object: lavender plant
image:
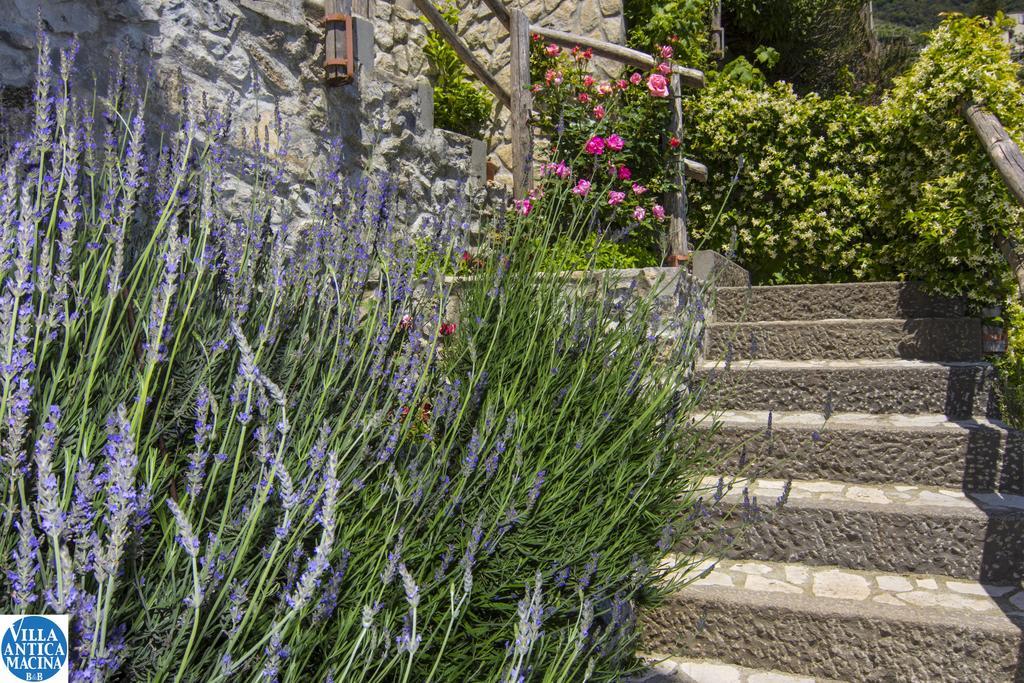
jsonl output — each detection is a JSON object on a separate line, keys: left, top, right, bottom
{"left": 0, "top": 36, "right": 723, "bottom": 682}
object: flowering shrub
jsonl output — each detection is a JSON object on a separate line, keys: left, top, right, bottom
{"left": 527, "top": 38, "right": 682, "bottom": 263}
{"left": 0, "top": 36, "right": 728, "bottom": 681}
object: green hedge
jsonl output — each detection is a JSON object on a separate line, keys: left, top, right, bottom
{"left": 688, "top": 13, "right": 1024, "bottom": 305}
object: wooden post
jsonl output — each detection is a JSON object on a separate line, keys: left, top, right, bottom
{"left": 510, "top": 8, "right": 533, "bottom": 200}
{"left": 710, "top": 1, "right": 724, "bottom": 59}
{"left": 666, "top": 72, "right": 689, "bottom": 266}
{"left": 963, "top": 102, "right": 1024, "bottom": 298}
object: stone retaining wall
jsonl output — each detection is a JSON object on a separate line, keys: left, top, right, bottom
{"left": 0, "top": 0, "right": 484, "bottom": 231}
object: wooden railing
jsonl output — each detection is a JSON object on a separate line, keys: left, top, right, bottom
{"left": 410, "top": 0, "right": 708, "bottom": 262}
{"left": 964, "top": 103, "right": 1024, "bottom": 297}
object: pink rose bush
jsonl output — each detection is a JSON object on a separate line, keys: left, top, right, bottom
{"left": 647, "top": 73, "right": 669, "bottom": 98}
{"left": 528, "top": 36, "right": 688, "bottom": 260}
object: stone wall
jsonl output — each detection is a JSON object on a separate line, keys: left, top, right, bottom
{"left": 0, "top": 0, "right": 485, "bottom": 231}
{"left": 0, "top": 0, "right": 626, "bottom": 218}
{"left": 364, "top": 0, "right": 626, "bottom": 186}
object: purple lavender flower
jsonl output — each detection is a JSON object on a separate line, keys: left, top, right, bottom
{"left": 96, "top": 405, "right": 140, "bottom": 583}
{"left": 34, "top": 405, "right": 63, "bottom": 535}
{"left": 166, "top": 500, "right": 199, "bottom": 558}
{"left": 9, "top": 506, "right": 39, "bottom": 607}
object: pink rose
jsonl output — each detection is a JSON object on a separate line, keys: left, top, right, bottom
{"left": 617, "top": 165, "right": 632, "bottom": 181}
{"left": 617, "top": 79, "right": 628, "bottom": 90}
{"left": 582, "top": 75, "right": 595, "bottom": 87}
{"left": 633, "top": 206, "right": 646, "bottom": 221}
{"left": 554, "top": 161, "right": 571, "bottom": 179}
{"left": 608, "top": 190, "right": 626, "bottom": 206}
{"left": 658, "top": 62, "right": 672, "bottom": 75}
{"left": 573, "top": 179, "right": 592, "bottom": 196}
{"left": 630, "top": 72, "right": 642, "bottom": 86}
{"left": 545, "top": 69, "right": 558, "bottom": 83}
{"left": 632, "top": 183, "right": 648, "bottom": 195}
{"left": 598, "top": 81, "right": 613, "bottom": 95}
{"left": 578, "top": 93, "right": 590, "bottom": 103}
{"left": 545, "top": 44, "right": 560, "bottom": 57}
{"left": 647, "top": 73, "right": 669, "bottom": 97}
{"left": 660, "top": 45, "right": 674, "bottom": 59}
{"left": 606, "top": 134, "right": 625, "bottom": 151}
{"left": 593, "top": 105, "right": 605, "bottom": 120}
{"left": 584, "top": 136, "right": 605, "bottom": 155}
{"left": 652, "top": 204, "right": 666, "bottom": 220}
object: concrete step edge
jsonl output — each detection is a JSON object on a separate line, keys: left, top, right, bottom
{"left": 667, "top": 557, "right": 1024, "bottom": 633}
{"left": 634, "top": 654, "right": 845, "bottom": 683}
{"left": 698, "top": 476, "right": 1024, "bottom": 518}
{"left": 697, "top": 409, "right": 1011, "bottom": 433}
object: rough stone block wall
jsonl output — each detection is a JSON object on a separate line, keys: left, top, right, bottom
{"left": 0, "top": 0, "right": 483, "bottom": 231}
{"left": 367, "top": 0, "right": 626, "bottom": 186}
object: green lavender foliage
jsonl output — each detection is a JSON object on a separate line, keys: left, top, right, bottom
{"left": 0, "top": 35, "right": 727, "bottom": 682}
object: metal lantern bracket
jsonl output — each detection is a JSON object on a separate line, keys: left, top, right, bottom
{"left": 325, "top": 8, "right": 355, "bottom": 84}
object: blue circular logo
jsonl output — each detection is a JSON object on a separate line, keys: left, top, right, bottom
{"left": 1, "top": 616, "right": 68, "bottom": 681}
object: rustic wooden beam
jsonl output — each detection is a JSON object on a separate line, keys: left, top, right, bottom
{"left": 667, "top": 72, "right": 689, "bottom": 263}
{"left": 684, "top": 159, "right": 708, "bottom": 183}
{"left": 411, "top": 0, "right": 511, "bottom": 109}
{"left": 480, "top": 0, "right": 510, "bottom": 29}
{"left": 963, "top": 102, "right": 1024, "bottom": 297}
{"left": 510, "top": 8, "right": 534, "bottom": 200}
{"left": 530, "top": 25, "right": 705, "bottom": 89}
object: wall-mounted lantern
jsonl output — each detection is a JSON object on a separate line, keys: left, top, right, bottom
{"left": 325, "top": 2, "right": 355, "bottom": 84}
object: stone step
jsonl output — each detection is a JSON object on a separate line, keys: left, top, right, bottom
{"left": 698, "top": 359, "right": 997, "bottom": 419}
{"left": 706, "top": 318, "right": 982, "bottom": 362}
{"left": 635, "top": 655, "right": 844, "bottom": 682}
{"left": 702, "top": 410, "right": 1022, "bottom": 494}
{"left": 642, "top": 558, "right": 1024, "bottom": 682}
{"left": 713, "top": 282, "right": 965, "bottom": 323}
{"left": 697, "top": 478, "right": 1024, "bottom": 583}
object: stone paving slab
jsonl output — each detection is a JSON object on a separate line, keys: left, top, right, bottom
{"left": 634, "top": 655, "right": 845, "bottom": 683}
{"left": 677, "top": 557, "right": 1024, "bottom": 620}
{"left": 702, "top": 476, "right": 1024, "bottom": 512}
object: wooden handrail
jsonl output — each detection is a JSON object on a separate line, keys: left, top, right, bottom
{"left": 530, "top": 25, "right": 706, "bottom": 89}
{"left": 481, "top": 0, "right": 511, "bottom": 29}
{"left": 412, "top": 0, "right": 512, "bottom": 109}
{"left": 963, "top": 102, "right": 1024, "bottom": 297}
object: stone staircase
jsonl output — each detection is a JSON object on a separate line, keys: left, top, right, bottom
{"left": 643, "top": 282, "right": 1024, "bottom": 682}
